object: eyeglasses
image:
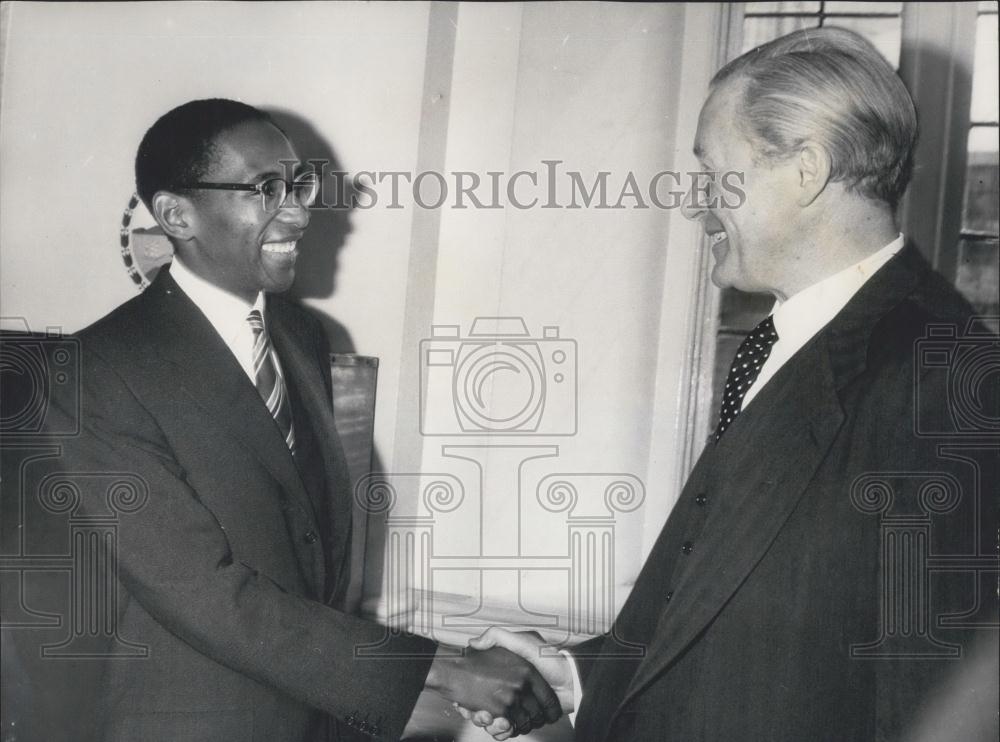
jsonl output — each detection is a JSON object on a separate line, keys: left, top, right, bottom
{"left": 178, "top": 172, "right": 320, "bottom": 212}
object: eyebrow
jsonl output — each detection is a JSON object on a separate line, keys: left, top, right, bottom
{"left": 242, "top": 161, "right": 317, "bottom": 183}
{"left": 246, "top": 169, "right": 284, "bottom": 183}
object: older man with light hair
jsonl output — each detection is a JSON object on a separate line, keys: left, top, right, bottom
{"left": 468, "top": 25, "right": 996, "bottom": 742}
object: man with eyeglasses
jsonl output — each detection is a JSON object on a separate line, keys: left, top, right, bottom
{"left": 42, "top": 98, "right": 560, "bottom": 742}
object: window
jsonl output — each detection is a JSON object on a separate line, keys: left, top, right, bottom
{"left": 957, "top": 0, "right": 1000, "bottom": 317}
{"left": 743, "top": 2, "right": 903, "bottom": 65}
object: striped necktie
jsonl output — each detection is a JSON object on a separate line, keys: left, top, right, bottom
{"left": 714, "top": 315, "right": 779, "bottom": 442}
{"left": 247, "top": 310, "right": 296, "bottom": 454}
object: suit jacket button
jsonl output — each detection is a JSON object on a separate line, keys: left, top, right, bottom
{"left": 695, "top": 493, "right": 707, "bottom": 506}
{"left": 665, "top": 590, "right": 674, "bottom": 602}
{"left": 681, "top": 541, "right": 694, "bottom": 555}
{"left": 304, "top": 530, "right": 318, "bottom": 544}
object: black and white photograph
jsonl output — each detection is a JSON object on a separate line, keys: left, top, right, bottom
{"left": 1, "top": 2, "right": 998, "bottom": 741}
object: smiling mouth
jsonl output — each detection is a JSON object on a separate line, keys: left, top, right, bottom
{"left": 262, "top": 240, "right": 298, "bottom": 254}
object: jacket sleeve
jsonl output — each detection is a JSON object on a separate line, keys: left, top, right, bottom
{"left": 867, "top": 314, "right": 999, "bottom": 738}
{"left": 48, "top": 345, "right": 436, "bottom": 741}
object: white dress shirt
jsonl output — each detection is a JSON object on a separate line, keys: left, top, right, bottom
{"left": 562, "top": 234, "right": 905, "bottom": 723}
{"left": 168, "top": 256, "right": 267, "bottom": 382}
{"left": 741, "top": 233, "right": 905, "bottom": 411}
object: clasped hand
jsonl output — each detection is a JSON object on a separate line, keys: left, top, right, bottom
{"left": 440, "top": 628, "right": 574, "bottom": 740}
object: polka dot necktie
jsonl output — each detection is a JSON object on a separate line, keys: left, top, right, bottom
{"left": 714, "top": 315, "right": 779, "bottom": 442}
{"left": 247, "top": 310, "right": 296, "bottom": 455}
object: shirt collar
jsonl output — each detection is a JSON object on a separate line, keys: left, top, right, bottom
{"left": 770, "top": 233, "right": 905, "bottom": 348}
{"left": 169, "top": 256, "right": 266, "bottom": 345}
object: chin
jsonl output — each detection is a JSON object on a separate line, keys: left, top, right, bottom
{"left": 710, "top": 264, "right": 734, "bottom": 290}
{"left": 263, "top": 274, "right": 296, "bottom": 295}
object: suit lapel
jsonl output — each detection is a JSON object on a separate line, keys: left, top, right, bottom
{"left": 614, "top": 247, "right": 927, "bottom": 716}
{"left": 141, "top": 271, "right": 317, "bottom": 525}
{"left": 618, "top": 336, "right": 844, "bottom": 710}
{"left": 268, "top": 303, "right": 354, "bottom": 593}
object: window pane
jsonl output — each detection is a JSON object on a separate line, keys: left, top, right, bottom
{"left": 963, "top": 127, "right": 1000, "bottom": 234}
{"left": 968, "top": 124, "right": 1000, "bottom": 154}
{"left": 971, "top": 14, "right": 999, "bottom": 123}
{"left": 955, "top": 238, "right": 1000, "bottom": 317}
{"left": 823, "top": 16, "right": 901, "bottom": 67}
{"left": 824, "top": 2, "right": 902, "bottom": 14}
{"left": 744, "top": 2, "right": 821, "bottom": 13}
{"left": 742, "top": 16, "right": 820, "bottom": 52}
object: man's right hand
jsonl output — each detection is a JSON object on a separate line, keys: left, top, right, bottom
{"left": 424, "top": 643, "right": 562, "bottom": 737}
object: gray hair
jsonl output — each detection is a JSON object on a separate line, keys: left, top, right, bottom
{"left": 712, "top": 26, "right": 917, "bottom": 208}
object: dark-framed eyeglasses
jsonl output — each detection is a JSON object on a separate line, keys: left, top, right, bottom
{"left": 178, "top": 172, "right": 321, "bottom": 212}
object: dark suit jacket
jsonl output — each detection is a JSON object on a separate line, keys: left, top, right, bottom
{"left": 44, "top": 269, "right": 437, "bottom": 742}
{"left": 571, "top": 247, "right": 997, "bottom": 741}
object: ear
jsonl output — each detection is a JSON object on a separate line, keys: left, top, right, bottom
{"left": 796, "top": 142, "right": 832, "bottom": 207}
{"left": 151, "top": 191, "right": 195, "bottom": 242}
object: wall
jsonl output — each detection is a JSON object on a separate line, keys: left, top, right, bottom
{"left": 378, "top": 2, "right": 719, "bottom": 641}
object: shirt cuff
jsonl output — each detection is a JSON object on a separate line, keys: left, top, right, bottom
{"left": 559, "top": 649, "right": 584, "bottom": 726}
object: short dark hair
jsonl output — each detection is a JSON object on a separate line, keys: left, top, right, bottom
{"left": 712, "top": 27, "right": 917, "bottom": 209}
{"left": 134, "top": 98, "right": 277, "bottom": 209}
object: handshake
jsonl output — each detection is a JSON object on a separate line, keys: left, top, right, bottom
{"left": 425, "top": 628, "right": 575, "bottom": 740}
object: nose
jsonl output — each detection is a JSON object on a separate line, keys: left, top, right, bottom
{"left": 276, "top": 196, "right": 310, "bottom": 231}
{"left": 681, "top": 185, "right": 708, "bottom": 223}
